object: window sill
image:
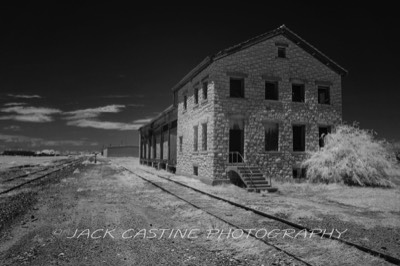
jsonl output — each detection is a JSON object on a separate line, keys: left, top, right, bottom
{"left": 193, "top": 104, "right": 199, "bottom": 110}
{"left": 318, "top": 103, "right": 331, "bottom": 106}
{"left": 291, "top": 151, "right": 307, "bottom": 154}
{"left": 182, "top": 109, "right": 187, "bottom": 114}
{"left": 265, "top": 99, "right": 280, "bottom": 103}
{"left": 199, "top": 151, "right": 208, "bottom": 155}
{"left": 263, "top": 151, "right": 282, "bottom": 154}
{"left": 201, "top": 99, "right": 208, "bottom": 105}
{"left": 227, "top": 96, "right": 247, "bottom": 100}
{"left": 291, "top": 101, "right": 306, "bottom": 104}
{"left": 275, "top": 56, "right": 289, "bottom": 60}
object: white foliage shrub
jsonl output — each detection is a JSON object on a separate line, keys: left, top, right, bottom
{"left": 302, "top": 124, "right": 399, "bottom": 187}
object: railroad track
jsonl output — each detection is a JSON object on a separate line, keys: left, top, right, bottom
{"left": 0, "top": 157, "right": 86, "bottom": 195}
{"left": 3, "top": 159, "right": 75, "bottom": 183}
{"left": 121, "top": 166, "right": 400, "bottom": 266}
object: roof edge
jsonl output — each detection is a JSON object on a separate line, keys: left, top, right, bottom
{"left": 170, "top": 24, "right": 348, "bottom": 93}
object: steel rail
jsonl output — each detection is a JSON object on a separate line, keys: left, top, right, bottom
{"left": 122, "top": 166, "right": 313, "bottom": 266}
{"left": 0, "top": 158, "right": 85, "bottom": 195}
{"left": 135, "top": 167, "right": 400, "bottom": 265}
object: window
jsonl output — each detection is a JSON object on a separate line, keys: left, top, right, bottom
{"left": 318, "top": 86, "right": 330, "bottom": 104}
{"left": 230, "top": 78, "right": 244, "bottom": 98}
{"left": 179, "top": 136, "right": 183, "bottom": 152}
{"left": 194, "top": 87, "right": 199, "bottom": 105}
{"left": 265, "top": 81, "right": 278, "bottom": 100}
{"left": 202, "top": 81, "right": 208, "bottom": 100}
{"left": 193, "top": 126, "right": 198, "bottom": 151}
{"left": 183, "top": 95, "right": 187, "bottom": 110}
{"left": 264, "top": 122, "right": 279, "bottom": 151}
{"left": 193, "top": 166, "right": 198, "bottom": 176}
{"left": 293, "top": 125, "right": 305, "bottom": 151}
{"left": 319, "top": 126, "right": 331, "bottom": 148}
{"left": 293, "top": 167, "right": 307, "bottom": 178}
{"left": 292, "top": 84, "right": 305, "bottom": 102}
{"left": 278, "top": 47, "right": 286, "bottom": 58}
{"left": 202, "top": 123, "right": 207, "bottom": 151}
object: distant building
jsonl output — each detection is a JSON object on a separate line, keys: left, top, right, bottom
{"left": 139, "top": 25, "right": 347, "bottom": 188}
{"left": 103, "top": 145, "right": 139, "bottom": 157}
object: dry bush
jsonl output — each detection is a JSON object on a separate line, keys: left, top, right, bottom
{"left": 302, "top": 123, "right": 399, "bottom": 187}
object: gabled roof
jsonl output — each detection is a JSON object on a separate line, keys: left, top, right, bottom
{"left": 172, "top": 25, "right": 348, "bottom": 92}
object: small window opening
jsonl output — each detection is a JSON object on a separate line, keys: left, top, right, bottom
{"left": 193, "top": 166, "right": 198, "bottom": 176}
{"left": 202, "top": 81, "right": 208, "bottom": 100}
{"left": 318, "top": 86, "right": 330, "bottom": 105}
{"left": 278, "top": 47, "right": 286, "bottom": 58}
{"left": 265, "top": 81, "right": 278, "bottom": 100}
{"left": 292, "top": 84, "right": 305, "bottom": 102}
{"left": 293, "top": 125, "right": 305, "bottom": 151}
{"left": 293, "top": 167, "right": 307, "bottom": 178}
{"left": 319, "top": 126, "right": 331, "bottom": 148}
{"left": 194, "top": 87, "right": 199, "bottom": 105}
{"left": 183, "top": 95, "right": 187, "bottom": 110}
{"left": 193, "top": 126, "right": 198, "bottom": 151}
{"left": 179, "top": 136, "right": 183, "bottom": 152}
{"left": 230, "top": 78, "right": 244, "bottom": 98}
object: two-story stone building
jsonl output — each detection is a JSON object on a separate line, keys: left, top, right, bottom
{"left": 139, "top": 25, "right": 347, "bottom": 189}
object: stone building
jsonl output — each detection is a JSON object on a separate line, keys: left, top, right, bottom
{"left": 139, "top": 25, "right": 347, "bottom": 188}
{"left": 103, "top": 145, "right": 139, "bottom": 157}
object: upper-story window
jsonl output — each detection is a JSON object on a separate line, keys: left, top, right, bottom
{"left": 194, "top": 87, "right": 199, "bottom": 105}
{"left": 293, "top": 125, "right": 306, "bottom": 152}
{"left": 265, "top": 81, "right": 279, "bottom": 100}
{"left": 230, "top": 78, "right": 244, "bottom": 98}
{"left": 318, "top": 86, "right": 330, "bottom": 105}
{"left": 278, "top": 47, "right": 286, "bottom": 58}
{"left": 193, "top": 125, "right": 198, "bottom": 152}
{"left": 179, "top": 136, "right": 183, "bottom": 152}
{"left": 202, "top": 123, "right": 207, "bottom": 151}
{"left": 183, "top": 95, "right": 187, "bottom": 110}
{"left": 202, "top": 81, "right": 208, "bottom": 100}
{"left": 292, "top": 84, "right": 305, "bottom": 102}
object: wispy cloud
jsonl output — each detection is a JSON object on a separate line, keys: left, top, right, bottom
{"left": 64, "top": 104, "right": 125, "bottom": 120}
{"left": 64, "top": 104, "right": 149, "bottom": 131}
{"left": 0, "top": 133, "right": 98, "bottom": 147}
{"left": 3, "top": 102, "right": 27, "bottom": 107}
{"left": 3, "top": 125, "right": 21, "bottom": 131}
{"left": 7, "top": 94, "right": 42, "bottom": 99}
{"left": 0, "top": 106, "right": 62, "bottom": 122}
{"left": 66, "top": 119, "right": 145, "bottom": 130}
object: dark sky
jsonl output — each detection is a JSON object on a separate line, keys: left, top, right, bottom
{"left": 0, "top": 3, "right": 399, "bottom": 152}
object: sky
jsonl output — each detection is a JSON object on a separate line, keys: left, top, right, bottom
{"left": 0, "top": 3, "right": 399, "bottom": 152}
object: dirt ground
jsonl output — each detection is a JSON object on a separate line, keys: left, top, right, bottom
{"left": 115, "top": 158, "right": 400, "bottom": 261}
{"left": 0, "top": 157, "right": 397, "bottom": 265}
{"left": 0, "top": 158, "right": 304, "bottom": 265}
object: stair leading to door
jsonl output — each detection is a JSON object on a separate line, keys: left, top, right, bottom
{"left": 226, "top": 165, "right": 272, "bottom": 192}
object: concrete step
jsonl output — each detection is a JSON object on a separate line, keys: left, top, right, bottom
{"left": 245, "top": 179, "right": 268, "bottom": 184}
{"left": 243, "top": 174, "right": 264, "bottom": 178}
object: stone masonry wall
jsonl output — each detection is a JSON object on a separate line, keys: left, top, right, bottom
{"left": 211, "top": 34, "right": 342, "bottom": 180}
{"left": 176, "top": 65, "right": 217, "bottom": 183}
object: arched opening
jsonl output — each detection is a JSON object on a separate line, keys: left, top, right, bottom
{"left": 227, "top": 170, "right": 246, "bottom": 188}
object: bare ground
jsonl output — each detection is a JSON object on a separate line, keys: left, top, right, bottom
{"left": 0, "top": 158, "right": 304, "bottom": 265}
{"left": 114, "top": 157, "right": 400, "bottom": 261}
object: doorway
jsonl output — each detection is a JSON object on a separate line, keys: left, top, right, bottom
{"left": 229, "top": 119, "right": 244, "bottom": 163}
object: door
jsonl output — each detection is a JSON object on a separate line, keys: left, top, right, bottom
{"left": 229, "top": 119, "right": 244, "bottom": 163}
